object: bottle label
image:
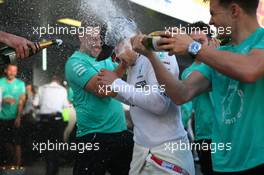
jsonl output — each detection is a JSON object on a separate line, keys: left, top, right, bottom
{"left": 152, "top": 36, "right": 161, "bottom": 51}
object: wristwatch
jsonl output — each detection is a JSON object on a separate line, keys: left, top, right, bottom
{"left": 188, "top": 41, "right": 202, "bottom": 56}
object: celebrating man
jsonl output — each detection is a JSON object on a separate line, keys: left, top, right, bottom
{"left": 132, "top": 0, "right": 264, "bottom": 174}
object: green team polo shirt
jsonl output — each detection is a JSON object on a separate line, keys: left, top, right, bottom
{"left": 194, "top": 27, "right": 264, "bottom": 172}
{"left": 182, "top": 62, "right": 213, "bottom": 140}
{"left": 0, "top": 78, "right": 25, "bottom": 120}
{"left": 180, "top": 101, "right": 193, "bottom": 129}
{"left": 65, "top": 51, "right": 127, "bottom": 137}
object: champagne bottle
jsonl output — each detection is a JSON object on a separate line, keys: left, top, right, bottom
{"left": 141, "top": 31, "right": 162, "bottom": 51}
{"left": 141, "top": 36, "right": 161, "bottom": 51}
{"left": 0, "top": 39, "right": 63, "bottom": 65}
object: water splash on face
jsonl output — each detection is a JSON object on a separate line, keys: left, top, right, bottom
{"left": 115, "top": 38, "right": 133, "bottom": 56}
{"left": 105, "top": 17, "right": 138, "bottom": 47}
{"left": 79, "top": 0, "right": 138, "bottom": 47}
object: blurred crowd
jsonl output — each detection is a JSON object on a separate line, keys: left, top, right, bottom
{"left": 0, "top": 64, "right": 77, "bottom": 174}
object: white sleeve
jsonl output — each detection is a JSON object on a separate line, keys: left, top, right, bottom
{"left": 111, "top": 72, "right": 170, "bottom": 115}
{"left": 162, "top": 53, "right": 179, "bottom": 78}
{"left": 112, "top": 54, "right": 179, "bottom": 115}
{"left": 115, "top": 93, "right": 131, "bottom": 106}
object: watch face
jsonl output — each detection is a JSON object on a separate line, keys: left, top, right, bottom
{"left": 192, "top": 43, "right": 199, "bottom": 52}
{"left": 189, "top": 41, "right": 201, "bottom": 55}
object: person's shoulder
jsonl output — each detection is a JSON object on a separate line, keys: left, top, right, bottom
{"left": 40, "top": 84, "right": 48, "bottom": 89}
{"left": 103, "top": 57, "right": 118, "bottom": 68}
{"left": 0, "top": 77, "right": 5, "bottom": 82}
{"left": 136, "top": 55, "right": 151, "bottom": 68}
{"left": 102, "top": 57, "right": 112, "bottom": 63}
{"left": 257, "top": 27, "right": 264, "bottom": 34}
{"left": 156, "top": 52, "right": 175, "bottom": 59}
{"left": 58, "top": 84, "right": 67, "bottom": 91}
{"left": 54, "top": 84, "right": 67, "bottom": 94}
{"left": 100, "top": 57, "right": 112, "bottom": 65}
{"left": 66, "top": 54, "right": 80, "bottom": 66}
{"left": 68, "top": 51, "right": 85, "bottom": 59}
{"left": 65, "top": 55, "right": 87, "bottom": 76}
{"left": 37, "top": 84, "right": 47, "bottom": 93}
{"left": 151, "top": 52, "right": 178, "bottom": 67}
{"left": 66, "top": 51, "right": 87, "bottom": 66}
{"left": 140, "top": 53, "right": 174, "bottom": 67}
{"left": 138, "top": 55, "right": 149, "bottom": 63}
{"left": 161, "top": 52, "right": 177, "bottom": 63}
{"left": 0, "top": 77, "right": 5, "bottom": 86}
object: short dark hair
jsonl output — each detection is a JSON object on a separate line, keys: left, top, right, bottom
{"left": 204, "top": 0, "right": 259, "bottom": 14}
{"left": 189, "top": 21, "right": 214, "bottom": 38}
{"left": 51, "top": 75, "right": 62, "bottom": 83}
{"left": 6, "top": 63, "right": 18, "bottom": 69}
{"left": 81, "top": 18, "right": 107, "bottom": 42}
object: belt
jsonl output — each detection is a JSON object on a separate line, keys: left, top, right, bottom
{"left": 39, "top": 112, "right": 62, "bottom": 121}
{"left": 148, "top": 154, "right": 189, "bottom": 175}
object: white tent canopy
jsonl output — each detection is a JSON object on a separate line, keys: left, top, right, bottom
{"left": 129, "top": 0, "right": 211, "bottom": 23}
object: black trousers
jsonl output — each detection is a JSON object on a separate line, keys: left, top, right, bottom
{"left": 214, "top": 164, "right": 264, "bottom": 175}
{"left": 196, "top": 139, "right": 213, "bottom": 175}
{"left": 36, "top": 113, "right": 64, "bottom": 175}
{"left": 0, "top": 119, "right": 20, "bottom": 144}
{"left": 73, "top": 130, "right": 134, "bottom": 175}
{"left": 21, "top": 113, "right": 37, "bottom": 164}
{"left": 0, "top": 119, "right": 20, "bottom": 165}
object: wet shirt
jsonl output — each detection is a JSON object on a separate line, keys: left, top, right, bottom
{"left": 65, "top": 51, "right": 127, "bottom": 137}
{"left": 180, "top": 101, "right": 193, "bottom": 129}
{"left": 194, "top": 28, "right": 264, "bottom": 172}
{"left": 111, "top": 53, "right": 186, "bottom": 148}
{"left": 0, "top": 78, "right": 25, "bottom": 120}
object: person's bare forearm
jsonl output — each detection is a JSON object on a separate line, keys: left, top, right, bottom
{"left": 197, "top": 46, "right": 264, "bottom": 83}
{"left": 17, "top": 95, "right": 25, "bottom": 118}
{"left": 147, "top": 53, "right": 191, "bottom": 105}
{"left": 17, "top": 103, "right": 23, "bottom": 118}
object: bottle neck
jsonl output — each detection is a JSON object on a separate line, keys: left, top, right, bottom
{"left": 39, "top": 40, "right": 55, "bottom": 49}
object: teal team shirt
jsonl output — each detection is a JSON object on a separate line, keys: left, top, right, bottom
{"left": 180, "top": 101, "right": 193, "bottom": 129}
{"left": 65, "top": 51, "right": 127, "bottom": 137}
{"left": 0, "top": 78, "right": 26, "bottom": 120}
{"left": 194, "top": 28, "right": 264, "bottom": 172}
{"left": 181, "top": 62, "right": 213, "bottom": 140}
